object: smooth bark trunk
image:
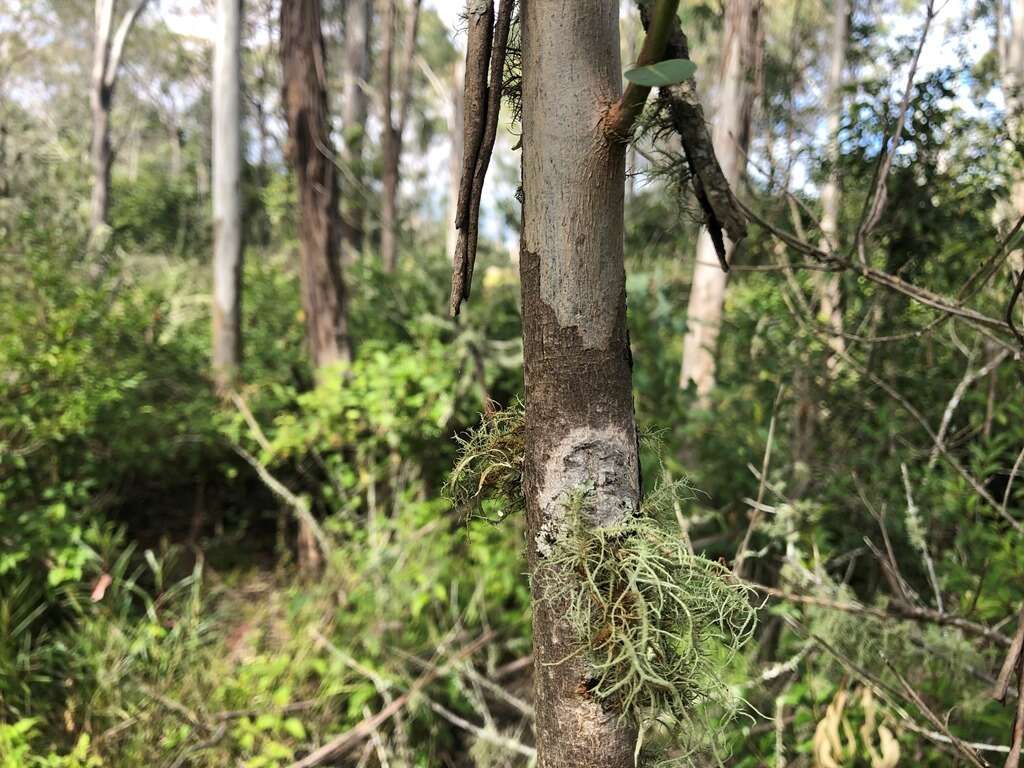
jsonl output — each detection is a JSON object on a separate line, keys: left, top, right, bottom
{"left": 520, "top": 1, "right": 639, "bottom": 764}
{"left": 340, "top": 0, "right": 372, "bottom": 264}
{"left": 679, "top": 0, "right": 761, "bottom": 399}
{"left": 379, "top": 0, "right": 421, "bottom": 272}
{"left": 996, "top": 1, "right": 1024, "bottom": 291}
{"left": 281, "top": 0, "right": 352, "bottom": 370}
{"left": 817, "top": 0, "right": 849, "bottom": 358}
{"left": 212, "top": 0, "right": 244, "bottom": 391}
{"left": 89, "top": 89, "right": 112, "bottom": 233}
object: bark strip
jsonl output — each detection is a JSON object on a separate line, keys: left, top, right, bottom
{"left": 638, "top": 0, "right": 747, "bottom": 261}
{"left": 449, "top": 0, "right": 514, "bottom": 317}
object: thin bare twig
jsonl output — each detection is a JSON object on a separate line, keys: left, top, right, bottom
{"left": 854, "top": 0, "right": 937, "bottom": 255}
{"left": 929, "top": 350, "right": 1010, "bottom": 469}
{"left": 885, "top": 658, "right": 987, "bottom": 768}
{"left": 421, "top": 694, "right": 536, "bottom": 758}
{"left": 287, "top": 631, "right": 496, "bottom": 768}
{"left": 752, "top": 583, "right": 1012, "bottom": 647}
{"left": 735, "top": 387, "right": 782, "bottom": 577}
{"left": 901, "top": 463, "right": 943, "bottom": 613}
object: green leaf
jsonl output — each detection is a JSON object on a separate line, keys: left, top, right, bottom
{"left": 624, "top": 59, "right": 697, "bottom": 87}
{"left": 282, "top": 717, "right": 306, "bottom": 740}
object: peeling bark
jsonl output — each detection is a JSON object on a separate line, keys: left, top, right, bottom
{"left": 281, "top": 0, "right": 351, "bottom": 370}
{"left": 520, "top": 1, "right": 639, "bottom": 764}
{"left": 450, "top": 0, "right": 513, "bottom": 316}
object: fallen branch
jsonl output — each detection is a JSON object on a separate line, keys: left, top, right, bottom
{"left": 231, "top": 443, "right": 330, "bottom": 558}
{"left": 421, "top": 694, "right": 536, "bottom": 758}
{"left": 288, "top": 630, "right": 496, "bottom": 768}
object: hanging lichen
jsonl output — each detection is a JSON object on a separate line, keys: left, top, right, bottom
{"left": 445, "top": 400, "right": 525, "bottom": 521}
{"left": 542, "top": 480, "right": 757, "bottom": 755}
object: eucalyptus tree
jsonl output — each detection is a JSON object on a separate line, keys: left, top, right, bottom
{"left": 89, "top": 0, "right": 150, "bottom": 235}
{"left": 818, "top": 0, "right": 850, "bottom": 353}
{"left": 449, "top": 0, "right": 747, "bottom": 762}
{"left": 280, "top": 0, "right": 351, "bottom": 370}
{"left": 679, "top": 0, "right": 762, "bottom": 399}
{"left": 340, "top": 0, "right": 372, "bottom": 263}
{"left": 379, "top": 0, "right": 422, "bottom": 272}
{"left": 212, "top": 0, "right": 243, "bottom": 391}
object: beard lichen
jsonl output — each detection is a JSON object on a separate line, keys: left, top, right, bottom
{"left": 541, "top": 480, "right": 757, "bottom": 756}
{"left": 445, "top": 400, "right": 525, "bottom": 521}
{"left": 448, "top": 409, "right": 757, "bottom": 761}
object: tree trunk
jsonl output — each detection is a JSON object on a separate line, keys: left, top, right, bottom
{"left": 89, "top": 0, "right": 149, "bottom": 236}
{"left": 817, "top": 0, "right": 849, "bottom": 358}
{"left": 446, "top": 57, "right": 465, "bottom": 262}
{"left": 281, "top": 0, "right": 352, "bottom": 370}
{"left": 520, "top": 1, "right": 639, "bottom": 764}
{"left": 1002, "top": 0, "right": 1024, "bottom": 269}
{"left": 90, "top": 0, "right": 116, "bottom": 235}
{"left": 212, "top": 0, "right": 244, "bottom": 392}
{"left": 89, "top": 85, "right": 113, "bottom": 234}
{"left": 340, "top": 0, "right": 372, "bottom": 264}
{"left": 379, "top": 0, "right": 421, "bottom": 272}
{"left": 679, "top": 0, "right": 761, "bottom": 399}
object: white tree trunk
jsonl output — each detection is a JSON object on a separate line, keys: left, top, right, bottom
{"left": 679, "top": 0, "right": 760, "bottom": 399}
{"left": 212, "top": 0, "right": 244, "bottom": 391}
{"left": 817, "top": 0, "right": 849, "bottom": 358}
{"left": 90, "top": 0, "right": 116, "bottom": 235}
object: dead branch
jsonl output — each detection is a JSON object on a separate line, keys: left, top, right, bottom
{"left": 450, "top": 0, "right": 514, "bottom": 316}
{"left": 752, "top": 583, "right": 1013, "bottom": 647}
{"left": 638, "top": 0, "right": 747, "bottom": 266}
{"left": 421, "top": 694, "right": 536, "bottom": 758}
{"left": 854, "top": 0, "right": 936, "bottom": 255}
{"left": 287, "top": 631, "right": 495, "bottom": 768}
{"left": 231, "top": 443, "right": 330, "bottom": 557}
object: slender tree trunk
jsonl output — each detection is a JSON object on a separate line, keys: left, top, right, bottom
{"left": 520, "top": 1, "right": 638, "bottom": 764}
{"left": 817, "top": 0, "right": 849, "bottom": 358}
{"left": 446, "top": 57, "right": 465, "bottom": 262}
{"left": 212, "top": 0, "right": 244, "bottom": 392}
{"left": 281, "top": 0, "right": 352, "bottom": 370}
{"left": 340, "top": 0, "right": 372, "bottom": 264}
{"left": 90, "top": 0, "right": 115, "bottom": 234}
{"left": 1002, "top": 1, "right": 1024, "bottom": 241}
{"left": 679, "top": 0, "right": 761, "bottom": 399}
{"left": 168, "top": 121, "right": 184, "bottom": 178}
{"left": 89, "top": 89, "right": 113, "bottom": 233}
{"left": 89, "top": 0, "right": 148, "bottom": 236}
{"left": 379, "top": 0, "right": 421, "bottom": 272}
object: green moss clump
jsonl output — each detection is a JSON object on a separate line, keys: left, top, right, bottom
{"left": 544, "top": 483, "right": 756, "bottom": 729}
{"left": 445, "top": 401, "right": 526, "bottom": 520}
